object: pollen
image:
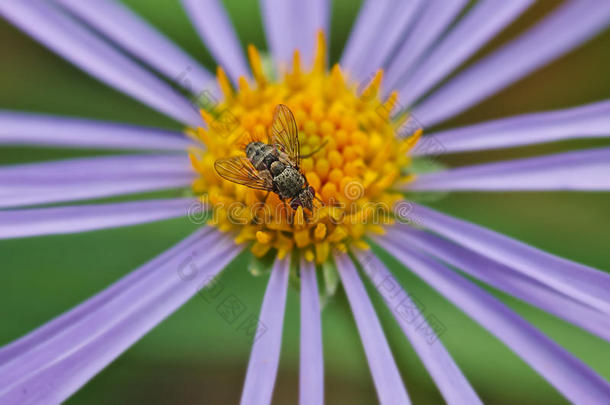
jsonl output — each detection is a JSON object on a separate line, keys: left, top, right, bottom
{"left": 189, "top": 31, "right": 420, "bottom": 264}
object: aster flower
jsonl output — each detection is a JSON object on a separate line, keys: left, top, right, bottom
{"left": 1, "top": 1, "right": 610, "bottom": 404}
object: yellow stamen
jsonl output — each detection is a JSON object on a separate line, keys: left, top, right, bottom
{"left": 287, "top": 50, "right": 302, "bottom": 89}
{"left": 247, "top": 44, "right": 266, "bottom": 87}
{"left": 361, "top": 69, "right": 383, "bottom": 101}
{"left": 313, "top": 30, "right": 326, "bottom": 73}
{"left": 252, "top": 242, "right": 271, "bottom": 257}
{"left": 304, "top": 249, "right": 315, "bottom": 262}
{"left": 315, "top": 242, "right": 330, "bottom": 264}
{"left": 330, "top": 64, "right": 344, "bottom": 88}
{"left": 200, "top": 110, "right": 214, "bottom": 127}
{"left": 379, "top": 91, "right": 399, "bottom": 119}
{"left": 216, "top": 67, "right": 233, "bottom": 102}
{"left": 256, "top": 230, "right": 273, "bottom": 244}
{"left": 292, "top": 50, "right": 301, "bottom": 75}
{"left": 314, "top": 223, "right": 327, "bottom": 241}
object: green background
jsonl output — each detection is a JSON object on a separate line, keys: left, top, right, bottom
{"left": 1, "top": 0, "right": 610, "bottom": 404}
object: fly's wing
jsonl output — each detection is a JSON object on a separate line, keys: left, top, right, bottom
{"left": 270, "top": 104, "right": 300, "bottom": 166}
{"left": 214, "top": 156, "right": 273, "bottom": 191}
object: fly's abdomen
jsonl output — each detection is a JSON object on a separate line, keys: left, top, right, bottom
{"left": 273, "top": 166, "right": 305, "bottom": 199}
{"left": 246, "top": 142, "right": 277, "bottom": 171}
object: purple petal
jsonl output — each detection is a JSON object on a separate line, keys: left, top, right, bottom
{"left": 353, "top": 250, "right": 482, "bottom": 405}
{"left": 340, "top": 0, "right": 392, "bottom": 79}
{"left": 335, "top": 253, "right": 411, "bottom": 405}
{"left": 0, "top": 228, "right": 204, "bottom": 364}
{"left": 299, "top": 259, "right": 324, "bottom": 405}
{"left": 0, "top": 0, "right": 203, "bottom": 127}
{"left": 260, "top": 0, "right": 295, "bottom": 68}
{"left": 353, "top": 0, "right": 423, "bottom": 83}
{"left": 286, "top": 0, "right": 330, "bottom": 67}
{"left": 1, "top": 176, "right": 192, "bottom": 209}
{"left": 260, "top": 0, "right": 329, "bottom": 69}
{"left": 384, "top": 0, "right": 468, "bottom": 93}
{"left": 375, "top": 236, "right": 610, "bottom": 405}
{"left": 0, "top": 154, "right": 190, "bottom": 179}
{"left": 399, "top": 0, "right": 534, "bottom": 107}
{"left": 400, "top": 203, "right": 610, "bottom": 315}
{"left": 0, "top": 228, "right": 241, "bottom": 404}
{"left": 391, "top": 226, "right": 610, "bottom": 342}
{"left": 54, "top": 0, "right": 215, "bottom": 94}
{"left": 414, "top": 0, "right": 610, "bottom": 126}
{"left": 413, "top": 100, "right": 610, "bottom": 155}
{"left": 181, "top": 0, "right": 249, "bottom": 83}
{"left": 0, "top": 110, "right": 193, "bottom": 151}
{"left": 0, "top": 198, "right": 204, "bottom": 239}
{"left": 0, "top": 155, "right": 194, "bottom": 208}
{"left": 408, "top": 147, "right": 610, "bottom": 191}
{"left": 240, "top": 256, "right": 290, "bottom": 405}
{"left": 0, "top": 154, "right": 191, "bottom": 187}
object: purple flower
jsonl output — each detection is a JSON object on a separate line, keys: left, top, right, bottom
{"left": 1, "top": 1, "right": 610, "bottom": 404}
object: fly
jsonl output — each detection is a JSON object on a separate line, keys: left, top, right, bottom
{"left": 214, "top": 104, "right": 324, "bottom": 213}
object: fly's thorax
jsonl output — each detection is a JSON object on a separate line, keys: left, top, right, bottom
{"left": 273, "top": 166, "right": 305, "bottom": 199}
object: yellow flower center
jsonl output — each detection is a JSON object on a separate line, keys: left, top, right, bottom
{"left": 188, "top": 32, "right": 421, "bottom": 264}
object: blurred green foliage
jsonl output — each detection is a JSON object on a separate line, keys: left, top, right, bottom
{"left": 0, "top": 1, "right": 609, "bottom": 404}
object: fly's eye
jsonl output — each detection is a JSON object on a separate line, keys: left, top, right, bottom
{"left": 308, "top": 186, "right": 315, "bottom": 195}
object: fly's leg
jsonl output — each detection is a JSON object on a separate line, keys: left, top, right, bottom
{"left": 300, "top": 139, "right": 328, "bottom": 159}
